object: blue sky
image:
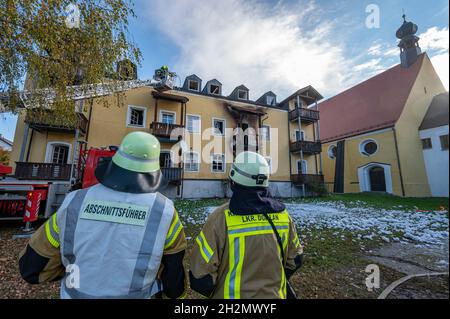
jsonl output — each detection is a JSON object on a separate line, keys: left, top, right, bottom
{"left": 1, "top": 0, "right": 448, "bottom": 142}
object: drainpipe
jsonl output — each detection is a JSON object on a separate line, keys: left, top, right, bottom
{"left": 287, "top": 111, "right": 293, "bottom": 197}
{"left": 392, "top": 127, "right": 406, "bottom": 197}
{"left": 19, "top": 124, "right": 29, "bottom": 162}
{"left": 296, "top": 95, "right": 305, "bottom": 197}
{"left": 25, "top": 129, "right": 34, "bottom": 162}
{"left": 315, "top": 99, "right": 323, "bottom": 175}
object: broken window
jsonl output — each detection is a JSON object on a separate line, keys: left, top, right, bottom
{"left": 209, "top": 84, "right": 220, "bottom": 95}
{"left": 128, "top": 106, "right": 146, "bottom": 127}
{"left": 213, "top": 119, "right": 225, "bottom": 135}
{"left": 188, "top": 80, "right": 200, "bottom": 91}
{"left": 237, "top": 89, "right": 248, "bottom": 100}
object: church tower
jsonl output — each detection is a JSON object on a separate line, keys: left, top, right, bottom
{"left": 396, "top": 14, "right": 422, "bottom": 68}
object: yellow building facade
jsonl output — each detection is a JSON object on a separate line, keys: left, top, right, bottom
{"left": 9, "top": 79, "right": 324, "bottom": 199}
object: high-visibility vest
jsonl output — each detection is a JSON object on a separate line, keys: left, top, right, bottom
{"left": 223, "top": 209, "right": 290, "bottom": 299}
{"left": 55, "top": 184, "right": 174, "bottom": 299}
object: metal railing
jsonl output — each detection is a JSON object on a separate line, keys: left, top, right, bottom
{"left": 15, "top": 162, "right": 72, "bottom": 180}
{"left": 161, "top": 167, "right": 182, "bottom": 185}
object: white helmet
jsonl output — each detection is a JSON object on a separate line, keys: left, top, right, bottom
{"left": 229, "top": 151, "right": 270, "bottom": 187}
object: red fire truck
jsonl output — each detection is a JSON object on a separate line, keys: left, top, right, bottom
{"left": 0, "top": 147, "right": 116, "bottom": 228}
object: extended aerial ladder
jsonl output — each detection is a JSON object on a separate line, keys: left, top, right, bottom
{"left": 0, "top": 66, "right": 179, "bottom": 231}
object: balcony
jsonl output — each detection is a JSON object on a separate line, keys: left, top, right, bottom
{"left": 289, "top": 108, "right": 320, "bottom": 123}
{"left": 150, "top": 122, "right": 184, "bottom": 142}
{"left": 290, "top": 140, "right": 322, "bottom": 154}
{"left": 15, "top": 162, "right": 72, "bottom": 181}
{"left": 161, "top": 167, "right": 183, "bottom": 186}
{"left": 25, "top": 110, "right": 88, "bottom": 134}
{"left": 291, "top": 174, "right": 324, "bottom": 186}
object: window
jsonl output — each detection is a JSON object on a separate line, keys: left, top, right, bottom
{"left": 421, "top": 138, "right": 433, "bottom": 150}
{"left": 127, "top": 105, "right": 146, "bottom": 127}
{"left": 328, "top": 145, "right": 337, "bottom": 159}
{"left": 261, "top": 125, "right": 270, "bottom": 141}
{"left": 440, "top": 135, "right": 449, "bottom": 150}
{"left": 295, "top": 130, "right": 305, "bottom": 141}
{"left": 360, "top": 139, "right": 378, "bottom": 156}
{"left": 237, "top": 90, "right": 248, "bottom": 100}
{"left": 184, "top": 152, "right": 199, "bottom": 172}
{"left": 188, "top": 80, "right": 200, "bottom": 91}
{"left": 213, "top": 118, "right": 225, "bottom": 136}
{"left": 187, "top": 114, "right": 201, "bottom": 134}
{"left": 297, "top": 160, "right": 307, "bottom": 174}
{"left": 161, "top": 111, "right": 175, "bottom": 124}
{"left": 209, "top": 84, "right": 220, "bottom": 95}
{"left": 211, "top": 154, "right": 225, "bottom": 173}
{"left": 52, "top": 145, "right": 69, "bottom": 164}
{"left": 266, "top": 95, "right": 275, "bottom": 106}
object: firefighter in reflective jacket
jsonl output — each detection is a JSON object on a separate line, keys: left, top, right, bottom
{"left": 189, "top": 151, "right": 304, "bottom": 299}
{"left": 19, "top": 132, "right": 187, "bottom": 299}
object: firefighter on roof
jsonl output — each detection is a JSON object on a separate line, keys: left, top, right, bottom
{"left": 18, "top": 132, "right": 187, "bottom": 299}
{"left": 189, "top": 151, "right": 304, "bottom": 299}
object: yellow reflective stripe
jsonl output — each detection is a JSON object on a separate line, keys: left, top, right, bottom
{"left": 196, "top": 231, "right": 214, "bottom": 263}
{"left": 167, "top": 213, "right": 180, "bottom": 238}
{"left": 52, "top": 214, "right": 59, "bottom": 234}
{"left": 165, "top": 215, "right": 183, "bottom": 249}
{"left": 224, "top": 235, "right": 245, "bottom": 299}
{"left": 45, "top": 220, "right": 59, "bottom": 248}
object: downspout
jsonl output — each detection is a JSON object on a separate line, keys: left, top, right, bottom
{"left": 19, "top": 124, "right": 29, "bottom": 162}
{"left": 180, "top": 102, "right": 186, "bottom": 199}
{"left": 25, "top": 129, "right": 34, "bottom": 162}
{"left": 287, "top": 112, "right": 293, "bottom": 197}
{"left": 392, "top": 127, "right": 406, "bottom": 197}
{"left": 85, "top": 101, "right": 93, "bottom": 143}
{"left": 315, "top": 99, "right": 323, "bottom": 174}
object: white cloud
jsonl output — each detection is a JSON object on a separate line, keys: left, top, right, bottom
{"left": 418, "top": 27, "right": 449, "bottom": 90}
{"left": 144, "top": 1, "right": 449, "bottom": 99}
{"left": 431, "top": 53, "right": 449, "bottom": 90}
{"left": 353, "top": 58, "right": 383, "bottom": 72}
{"left": 145, "top": 0, "right": 352, "bottom": 99}
{"left": 419, "top": 27, "right": 449, "bottom": 54}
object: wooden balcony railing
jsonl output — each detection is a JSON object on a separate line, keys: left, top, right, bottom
{"left": 290, "top": 140, "right": 322, "bottom": 154}
{"left": 25, "top": 110, "right": 88, "bottom": 134}
{"left": 291, "top": 174, "right": 324, "bottom": 186}
{"left": 150, "top": 122, "right": 184, "bottom": 140}
{"left": 15, "top": 162, "right": 72, "bottom": 181}
{"left": 161, "top": 167, "right": 182, "bottom": 185}
{"left": 289, "top": 108, "right": 320, "bottom": 122}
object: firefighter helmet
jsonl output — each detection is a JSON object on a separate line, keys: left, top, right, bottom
{"left": 229, "top": 151, "right": 270, "bottom": 187}
{"left": 95, "top": 132, "right": 166, "bottom": 193}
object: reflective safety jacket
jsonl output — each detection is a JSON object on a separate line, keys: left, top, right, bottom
{"left": 189, "top": 203, "right": 303, "bottom": 299}
{"left": 19, "top": 184, "right": 187, "bottom": 299}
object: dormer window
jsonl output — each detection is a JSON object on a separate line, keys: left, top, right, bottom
{"left": 209, "top": 84, "right": 220, "bottom": 95}
{"left": 188, "top": 80, "right": 200, "bottom": 91}
{"left": 238, "top": 89, "right": 248, "bottom": 100}
{"left": 266, "top": 95, "right": 275, "bottom": 106}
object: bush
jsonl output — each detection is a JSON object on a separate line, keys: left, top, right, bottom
{"left": 0, "top": 149, "right": 10, "bottom": 166}
{"left": 308, "top": 181, "right": 328, "bottom": 197}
